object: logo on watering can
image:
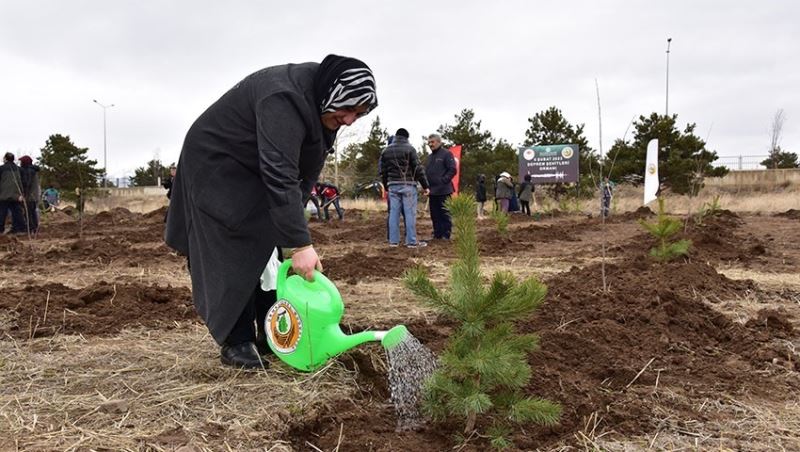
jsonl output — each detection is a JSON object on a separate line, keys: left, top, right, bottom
{"left": 266, "top": 300, "right": 302, "bottom": 353}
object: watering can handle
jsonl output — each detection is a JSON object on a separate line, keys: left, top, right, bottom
{"left": 277, "top": 259, "right": 325, "bottom": 286}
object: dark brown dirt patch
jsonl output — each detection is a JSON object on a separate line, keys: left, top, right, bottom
{"left": 776, "top": 209, "right": 800, "bottom": 220}
{"left": 324, "top": 251, "right": 417, "bottom": 284}
{"left": 289, "top": 247, "right": 798, "bottom": 450}
{"left": 0, "top": 282, "right": 195, "bottom": 339}
{"left": 745, "top": 308, "right": 795, "bottom": 337}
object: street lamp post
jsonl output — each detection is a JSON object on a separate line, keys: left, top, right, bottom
{"left": 665, "top": 37, "right": 672, "bottom": 117}
{"left": 93, "top": 99, "right": 115, "bottom": 187}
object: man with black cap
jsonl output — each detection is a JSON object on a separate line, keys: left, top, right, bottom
{"left": 380, "top": 128, "right": 429, "bottom": 248}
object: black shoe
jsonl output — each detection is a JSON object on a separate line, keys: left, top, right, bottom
{"left": 220, "top": 342, "right": 268, "bottom": 369}
{"left": 255, "top": 333, "right": 273, "bottom": 356}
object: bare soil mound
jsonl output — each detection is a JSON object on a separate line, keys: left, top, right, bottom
{"left": 4, "top": 235, "right": 176, "bottom": 267}
{"left": 143, "top": 205, "right": 169, "bottom": 222}
{"left": 324, "top": 251, "right": 416, "bottom": 284}
{"left": 613, "top": 211, "right": 768, "bottom": 266}
{"left": 612, "top": 205, "right": 655, "bottom": 222}
{"left": 288, "top": 244, "right": 797, "bottom": 450}
{"left": 683, "top": 213, "right": 768, "bottom": 264}
{"left": 87, "top": 207, "right": 142, "bottom": 225}
{"left": 776, "top": 209, "right": 800, "bottom": 220}
{"left": 0, "top": 282, "right": 195, "bottom": 339}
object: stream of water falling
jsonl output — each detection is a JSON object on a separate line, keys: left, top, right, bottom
{"left": 386, "top": 332, "right": 437, "bottom": 431}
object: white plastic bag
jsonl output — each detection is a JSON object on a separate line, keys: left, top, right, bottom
{"left": 259, "top": 248, "right": 281, "bottom": 292}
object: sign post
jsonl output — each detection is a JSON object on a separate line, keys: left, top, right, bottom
{"left": 518, "top": 144, "right": 580, "bottom": 184}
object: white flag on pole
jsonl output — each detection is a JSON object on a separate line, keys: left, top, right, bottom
{"left": 643, "top": 138, "right": 659, "bottom": 205}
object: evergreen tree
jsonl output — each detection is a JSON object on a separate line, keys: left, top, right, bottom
{"left": 38, "top": 134, "right": 103, "bottom": 200}
{"left": 437, "top": 109, "right": 514, "bottom": 192}
{"left": 761, "top": 148, "right": 799, "bottom": 169}
{"left": 639, "top": 198, "right": 691, "bottom": 261}
{"left": 130, "top": 159, "right": 172, "bottom": 186}
{"left": 607, "top": 113, "right": 727, "bottom": 195}
{"left": 404, "top": 195, "right": 560, "bottom": 448}
{"left": 523, "top": 106, "right": 600, "bottom": 197}
{"left": 339, "top": 116, "right": 388, "bottom": 185}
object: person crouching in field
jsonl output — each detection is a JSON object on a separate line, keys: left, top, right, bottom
{"left": 42, "top": 186, "right": 60, "bottom": 212}
{"left": 165, "top": 55, "right": 378, "bottom": 369}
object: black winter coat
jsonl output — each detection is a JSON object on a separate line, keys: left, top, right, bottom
{"left": 0, "top": 162, "right": 22, "bottom": 201}
{"left": 379, "top": 136, "right": 428, "bottom": 190}
{"left": 425, "top": 147, "right": 457, "bottom": 196}
{"left": 165, "top": 63, "right": 334, "bottom": 344}
{"left": 475, "top": 180, "right": 487, "bottom": 202}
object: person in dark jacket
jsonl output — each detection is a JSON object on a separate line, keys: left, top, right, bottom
{"left": 475, "top": 174, "right": 487, "bottom": 219}
{"left": 518, "top": 174, "right": 533, "bottom": 216}
{"left": 165, "top": 55, "right": 378, "bottom": 369}
{"left": 380, "top": 128, "right": 429, "bottom": 247}
{"left": 162, "top": 165, "right": 176, "bottom": 199}
{"left": 0, "top": 152, "right": 26, "bottom": 234}
{"left": 424, "top": 133, "right": 456, "bottom": 239}
{"left": 18, "top": 155, "right": 40, "bottom": 233}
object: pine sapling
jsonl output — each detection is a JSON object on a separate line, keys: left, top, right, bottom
{"left": 639, "top": 197, "right": 691, "bottom": 262}
{"left": 489, "top": 208, "right": 509, "bottom": 237}
{"left": 404, "top": 195, "right": 560, "bottom": 449}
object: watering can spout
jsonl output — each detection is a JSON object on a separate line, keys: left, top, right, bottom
{"left": 329, "top": 328, "right": 382, "bottom": 356}
{"left": 328, "top": 324, "right": 408, "bottom": 356}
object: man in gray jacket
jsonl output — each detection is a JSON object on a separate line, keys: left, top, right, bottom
{"left": 0, "top": 153, "right": 25, "bottom": 234}
{"left": 380, "top": 128, "right": 429, "bottom": 247}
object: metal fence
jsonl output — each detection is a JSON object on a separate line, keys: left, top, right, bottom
{"left": 712, "top": 155, "right": 769, "bottom": 171}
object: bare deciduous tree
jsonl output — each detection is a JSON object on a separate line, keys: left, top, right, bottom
{"left": 768, "top": 109, "right": 786, "bottom": 168}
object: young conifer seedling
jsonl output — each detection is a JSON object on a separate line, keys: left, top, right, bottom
{"left": 404, "top": 195, "right": 560, "bottom": 449}
{"left": 639, "top": 197, "right": 692, "bottom": 261}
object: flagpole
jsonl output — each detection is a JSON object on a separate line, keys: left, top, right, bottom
{"left": 665, "top": 37, "right": 672, "bottom": 117}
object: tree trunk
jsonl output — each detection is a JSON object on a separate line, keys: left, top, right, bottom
{"left": 464, "top": 412, "right": 476, "bottom": 435}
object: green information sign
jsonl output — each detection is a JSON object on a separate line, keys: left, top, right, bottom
{"left": 518, "top": 144, "right": 580, "bottom": 184}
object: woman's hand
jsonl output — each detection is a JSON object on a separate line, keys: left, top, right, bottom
{"left": 292, "top": 245, "right": 322, "bottom": 281}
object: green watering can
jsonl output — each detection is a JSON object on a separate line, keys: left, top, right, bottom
{"left": 263, "top": 259, "right": 408, "bottom": 372}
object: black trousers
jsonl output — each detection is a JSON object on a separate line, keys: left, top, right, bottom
{"left": 0, "top": 200, "right": 26, "bottom": 233}
{"left": 322, "top": 197, "right": 344, "bottom": 220}
{"left": 429, "top": 194, "right": 452, "bottom": 239}
{"left": 226, "top": 284, "right": 277, "bottom": 346}
{"left": 24, "top": 201, "right": 39, "bottom": 232}
{"left": 520, "top": 200, "right": 531, "bottom": 216}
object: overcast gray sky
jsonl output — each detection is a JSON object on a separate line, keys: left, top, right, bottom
{"left": 1, "top": 0, "right": 798, "bottom": 180}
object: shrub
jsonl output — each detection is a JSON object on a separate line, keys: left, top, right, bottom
{"left": 489, "top": 208, "right": 509, "bottom": 237}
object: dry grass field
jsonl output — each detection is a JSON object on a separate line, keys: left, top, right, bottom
{"left": 1, "top": 187, "right": 798, "bottom": 451}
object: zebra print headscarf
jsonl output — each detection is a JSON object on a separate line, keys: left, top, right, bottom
{"left": 314, "top": 55, "right": 378, "bottom": 116}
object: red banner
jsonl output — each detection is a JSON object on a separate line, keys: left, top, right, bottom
{"left": 450, "top": 145, "right": 462, "bottom": 194}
